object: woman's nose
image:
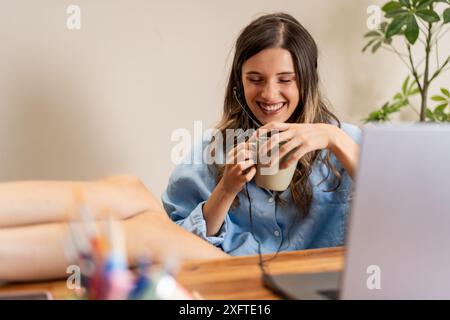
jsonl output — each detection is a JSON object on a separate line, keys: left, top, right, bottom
{"left": 260, "top": 82, "right": 279, "bottom": 101}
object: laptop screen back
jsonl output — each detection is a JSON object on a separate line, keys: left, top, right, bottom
{"left": 341, "top": 125, "right": 450, "bottom": 299}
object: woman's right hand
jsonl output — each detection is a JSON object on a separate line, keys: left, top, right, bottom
{"left": 219, "top": 142, "right": 257, "bottom": 196}
{"left": 203, "top": 141, "right": 256, "bottom": 236}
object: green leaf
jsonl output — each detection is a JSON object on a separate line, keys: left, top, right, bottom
{"left": 364, "top": 110, "right": 384, "bottom": 123}
{"left": 381, "top": 102, "right": 390, "bottom": 110}
{"left": 385, "top": 100, "right": 407, "bottom": 113}
{"left": 405, "top": 15, "right": 419, "bottom": 44}
{"left": 425, "top": 108, "right": 436, "bottom": 121}
{"left": 394, "top": 93, "right": 403, "bottom": 100}
{"left": 416, "top": 9, "right": 440, "bottom": 23}
{"left": 417, "top": 0, "right": 435, "bottom": 9}
{"left": 367, "top": 111, "right": 381, "bottom": 119}
{"left": 407, "top": 78, "right": 420, "bottom": 95}
{"left": 400, "top": 0, "right": 411, "bottom": 7}
{"left": 444, "top": 8, "right": 450, "bottom": 24}
{"left": 382, "top": 1, "right": 404, "bottom": 12}
{"left": 402, "top": 76, "right": 410, "bottom": 94}
{"left": 441, "top": 88, "right": 450, "bottom": 98}
{"left": 394, "top": 100, "right": 408, "bottom": 110}
{"left": 364, "top": 102, "right": 400, "bottom": 123}
{"left": 364, "top": 30, "right": 381, "bottom": 38}
{"left": 434, "top": 103, "right": 448, "bottom": 121}
{"left": 372, "top": 41, "right": 382, "bottom": 53}
{"left": 409, "top": 88, "right": 420, "bottom": 95}
{"left": 431, "top": 95, "right": 447, "bottom": 101}
{"left": 383, "top": 38, "right": 392, "bottom": 44}
{"left": 379, "top": 21, "right": 389, "bottom": 31}
{"left": 434, "top": 103, "right": 449, "bottom": 115}
{"left": 386, "top": 14, "right": 409, "bottom": 38}
{"left": 362, "top": 39, "right": 377, "bottom": 52}
{"left": 383, "top": 37, "right": 393, "bottom": 44}
{"left": 385, "top": 9, "right": 409, "bottom": 18}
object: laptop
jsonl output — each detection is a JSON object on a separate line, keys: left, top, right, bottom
{"left": 263, "top": 124, "right": 450, "bottom": 299}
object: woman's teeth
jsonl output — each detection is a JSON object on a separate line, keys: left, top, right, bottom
{"left": 258, "top": 102, "right": 285, "bottom": 112}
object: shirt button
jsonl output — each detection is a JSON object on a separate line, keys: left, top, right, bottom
{"left": 268, "top": 197, "right": 274, "bottom": 203}
{"left": 274, "top": 230, "right": 280, "bottom": 237}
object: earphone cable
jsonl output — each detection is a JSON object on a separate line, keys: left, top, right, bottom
{"left": 245, "top": 182, "right": 267, "bottom": 275}
{"left": 245, "top": 182, "right": 299, "bottom": 299}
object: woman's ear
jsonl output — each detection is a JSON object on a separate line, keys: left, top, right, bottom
{"left": 237, "top": 81, "right": 245, "bottom": 98}
{"left": 233, "top": 83, "right": 244, "bottom": 100}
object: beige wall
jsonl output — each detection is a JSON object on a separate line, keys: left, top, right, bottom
{"left": 1, "top": 0, "right": 449, "bottom": 197}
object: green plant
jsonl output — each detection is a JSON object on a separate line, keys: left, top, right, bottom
{"left": 363, "top": 0, "right": 450, "bottom": 122}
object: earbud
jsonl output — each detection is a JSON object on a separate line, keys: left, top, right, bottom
{"left": 232, "top": 86, "right": 261, "bottom": 128}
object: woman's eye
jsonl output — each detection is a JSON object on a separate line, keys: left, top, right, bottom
{"left": 249, "top": 78, "right": 263, "bottom": 83}
{"left": 279, "top": 79, "right": 292, "bottom": 83}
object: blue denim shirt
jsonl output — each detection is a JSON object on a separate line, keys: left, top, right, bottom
{"left": 162, "top": 123, "right": 362, "bottom": 256}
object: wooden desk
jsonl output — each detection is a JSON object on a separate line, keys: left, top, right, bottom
{"left": 177, "top": 246, "right": 344, "bottom": 299}
{"left": 0, "top": 247, "right": 344, "bottom": 300}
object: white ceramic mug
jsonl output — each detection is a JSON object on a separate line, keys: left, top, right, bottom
{"left": 250, "top": 137, "right": 297, "bottom": 191}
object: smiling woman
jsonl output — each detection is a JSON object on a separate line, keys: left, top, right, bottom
{"left": 162, "top": 12, "right": 362, "bottom": 257}
{"left": 242, "top": 48, "right": 300, "bottom": 123}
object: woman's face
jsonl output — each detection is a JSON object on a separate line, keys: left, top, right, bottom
{"left": 241, "top": 48, "right": 300, "bottom": 125}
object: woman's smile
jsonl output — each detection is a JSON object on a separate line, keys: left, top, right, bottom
{"left": 257, "top": 101, "right": 287, "bottom": 115}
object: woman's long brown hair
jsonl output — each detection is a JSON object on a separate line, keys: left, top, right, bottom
{"left": 211, "top": 13, "right": 342, "bottom": 216}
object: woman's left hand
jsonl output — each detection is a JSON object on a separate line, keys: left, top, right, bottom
{"left": 254, "top": 122, "right": 336, "bottom": 169}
